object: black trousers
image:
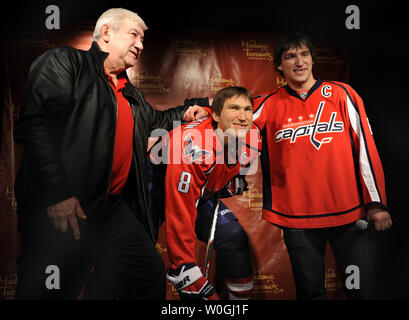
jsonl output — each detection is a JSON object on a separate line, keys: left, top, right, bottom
{"left": 195, "top": 197, "right": 252, "bottom": 280}
{"left": 283, "top": 223, "right": 380, "bottom": 300}
{"left": 15, "top": 196, "right": 165, "bottom": 300}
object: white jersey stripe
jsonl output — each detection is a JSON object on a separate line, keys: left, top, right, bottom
{"left": 346, "top": 95, "right": 380, "bottom": 202}
{"left": 253, "top": 103, "right": 264, "bottom": 121}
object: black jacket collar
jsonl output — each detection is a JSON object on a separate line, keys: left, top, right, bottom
{"left": 89, "top": 41, "right": 109, "bottom": 67}
{"left": 89, "top": 41, "right": 134, "bottom": 95}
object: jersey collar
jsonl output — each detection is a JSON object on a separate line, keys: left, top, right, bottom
{"left": 212, "top": 121, "right": 247, "bottom": 168}
{"left": 284, "top": 78, "right": 323, "bottom": 101}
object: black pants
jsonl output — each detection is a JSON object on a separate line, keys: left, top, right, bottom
{"left": 15, "top": 196, "right": 165, "bottom": 300}
{"left": 283, "top": 223, "right": 380, "bottom": 300}
{"left": 195, "top": 197, "right": 252, "bottom": 280}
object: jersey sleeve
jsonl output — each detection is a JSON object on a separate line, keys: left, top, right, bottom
{"left": 343, "top": 85, "right": 388, "bottom": 209}
{"left": 164, "top": 133, "right": 208, "bottom": 269}
{"left": 252, "top": 92, "right": 277, "bottom": 131}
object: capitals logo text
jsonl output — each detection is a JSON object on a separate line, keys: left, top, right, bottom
{"left": 275, "top": 101, "right": 344, "bottom": 150}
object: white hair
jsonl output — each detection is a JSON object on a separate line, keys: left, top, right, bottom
{"left": 93, "top": 8, "right": 148, "bottom": 41}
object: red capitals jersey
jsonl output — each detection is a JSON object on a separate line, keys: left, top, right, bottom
{"left": 253, "top": 79, "right": 387, "bottom": 228}
{"left": 162, "top": 116, "right": 259, "bottom": 268}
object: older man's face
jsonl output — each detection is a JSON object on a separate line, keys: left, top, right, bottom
{"left": 107, "top": 17, "right": 145, "bottom": 69}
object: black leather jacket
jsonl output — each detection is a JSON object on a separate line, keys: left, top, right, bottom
{"left": 14, "top": 42, "right": 190, "bottom": 241}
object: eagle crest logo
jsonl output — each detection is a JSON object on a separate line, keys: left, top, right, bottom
{"left": 182, "top": 134, "right": 212, "bottom": 162}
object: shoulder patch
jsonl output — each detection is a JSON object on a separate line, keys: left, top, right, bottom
{"left": 182, "top": 133, "right": 212, "bottom": 162}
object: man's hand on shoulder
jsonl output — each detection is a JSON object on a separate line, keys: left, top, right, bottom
{"left": 183, "top": 105, "right": 209, "bottom": 121}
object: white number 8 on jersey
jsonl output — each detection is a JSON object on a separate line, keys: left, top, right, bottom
{"left": 177, "top": 171, "right": 191, "bottom": 193}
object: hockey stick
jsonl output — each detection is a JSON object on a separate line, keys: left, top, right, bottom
{"left": 203, "top": 193, "right": 221, "bottom": 279}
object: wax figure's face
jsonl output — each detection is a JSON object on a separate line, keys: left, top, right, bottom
{"left": 277, "top": 44, "right": 314, "bottom": 88}
{"left": 212, "top": 94, "right": 253, "bottom": 141}
{"left": 105, "top": 17, "right": 145, "bottom": 69}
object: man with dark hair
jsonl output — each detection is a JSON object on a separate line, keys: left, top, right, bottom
{"left": 13, "top": 8, "right": 206, "bottom": 299}
{"left": 252, "top": 32, "right": 392, "bottom": 299}
{"left": 273, "top": 32, "right": 316, "bottom": 78}
{"left": 149, "top": 86, "right": 258, "bottom": 300}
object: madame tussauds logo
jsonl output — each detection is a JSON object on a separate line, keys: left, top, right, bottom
{"left": 274, "top": 101, "right": 344, "bottom": 150}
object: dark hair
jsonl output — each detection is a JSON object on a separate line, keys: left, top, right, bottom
{"left": 273, "top": 32, "right": 316, "bottom": 77}
{"left": 211, "top": 86, "right": 253, "bottom": 115}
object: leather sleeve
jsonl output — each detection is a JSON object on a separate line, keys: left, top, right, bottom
{"left": 133, "top": 89, "right": 189, "bottom": 133}
{"left": 14, "top": 47, "right": 77, "bottom": 206}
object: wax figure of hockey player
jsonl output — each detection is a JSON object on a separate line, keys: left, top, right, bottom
{"left": 147, "top": 159, "right": 252, "bottom": 300}
{"left": 252, "top": 32, "right": 392, "bottom": 299}
{"left": 150, "top": 86, "right": 259, "bottom": 300}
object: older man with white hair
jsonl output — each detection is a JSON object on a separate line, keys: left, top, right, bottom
{"left": 13, "top": 8, "right": 206, "bottom": 299}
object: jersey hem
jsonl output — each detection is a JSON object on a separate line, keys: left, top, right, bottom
{"left": 261, "top": 208, "right": 365, "bottom": 229}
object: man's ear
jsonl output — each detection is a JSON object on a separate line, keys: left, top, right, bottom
{"left": 100, "top": 24, "right": 112, "bottom": 43}
{"left": 211, "top": 112, "right": 220, "bottom": 123}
